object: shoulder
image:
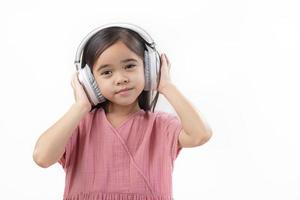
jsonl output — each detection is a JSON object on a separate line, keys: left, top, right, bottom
{"left": 154, "top": 110, "right": 180, "bottom": 122}
{"left": 75, "top": 107, "right": 103, "bottom": 131}
{"left": 142, "top": 110, "right": 181, "bottom": 129}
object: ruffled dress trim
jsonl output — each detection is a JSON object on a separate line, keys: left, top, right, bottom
{"left": 63, "top": 191, "right": 174, "bottom": 200}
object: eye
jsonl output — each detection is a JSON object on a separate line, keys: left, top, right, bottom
{"left": 101, "top": 71, "right": 111, "bottom": 76}
{"left": 125, "top": 64, "right": 136, "bottom": 69}
{"left": 100, "top": 65, "right": 136, "bottom": 76}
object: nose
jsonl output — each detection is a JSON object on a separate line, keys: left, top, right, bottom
{"left": 115, "top": 72, "right": 129, "bottom": 85}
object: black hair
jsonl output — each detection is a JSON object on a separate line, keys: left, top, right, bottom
{"left": 81, "top": 26, "right": 162, "bottom": 114}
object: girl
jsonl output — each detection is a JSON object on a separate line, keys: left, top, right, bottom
{"left": 33, "top": 23, "right": 213, "bottom": 200}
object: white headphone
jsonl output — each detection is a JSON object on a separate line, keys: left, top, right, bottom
{"left": 74, "top": 22, "right": 161, "bottom": 106}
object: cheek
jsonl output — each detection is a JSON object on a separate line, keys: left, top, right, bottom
{"left": 94, "top": 78, "right": 106, "bottom": 92}
{"left": 135, "top": 71, "right": 145, "bottom": 87}
{"left": 137, "top": 67, "right": 145, "bottom": 82}
{"left": 98, "top": 83, "right": 113, "bottom": 98}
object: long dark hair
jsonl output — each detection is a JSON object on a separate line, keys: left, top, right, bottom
{"left": 81, "top": 26, "right": 161, "bottom": 114}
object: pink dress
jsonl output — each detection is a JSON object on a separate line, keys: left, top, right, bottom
{"left": 58, "top": 107, "right": 183, "bottom": 200}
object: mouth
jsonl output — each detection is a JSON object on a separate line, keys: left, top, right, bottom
{"left": 116, "top": 88, "right": 133, "bottom": 94}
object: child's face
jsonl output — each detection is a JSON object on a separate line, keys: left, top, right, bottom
{"left": 92, "top": 41, "right": 145, "bottom": 107}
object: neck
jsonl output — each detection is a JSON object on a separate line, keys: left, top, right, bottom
{"left": 107, "top": 102, "right": 141, "bottom": 117}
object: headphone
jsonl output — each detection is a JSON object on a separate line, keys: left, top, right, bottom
{"left": 74, "top": 22, "right": 161, "bottom": 106}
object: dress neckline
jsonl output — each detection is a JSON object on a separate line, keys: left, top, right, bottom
{"left": 101, "top": 108, "right": 144, "bottom": 130}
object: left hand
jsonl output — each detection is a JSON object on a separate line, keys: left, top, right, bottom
{"left": 157, "top": 53, "right": 173, "bottom": 94}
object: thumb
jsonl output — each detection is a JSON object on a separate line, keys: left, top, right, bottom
{"left": 160, "top": 53, "right": 166, "bottom": 64}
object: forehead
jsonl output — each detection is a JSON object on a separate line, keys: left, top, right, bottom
{"left": 94, "top": 41, "right": 142, "bottom": 67}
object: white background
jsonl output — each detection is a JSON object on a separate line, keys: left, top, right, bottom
{"left": 0, "top": 0, "right": 299, "bottom": 199}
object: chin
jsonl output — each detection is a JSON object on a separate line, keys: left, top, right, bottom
{"left": 115, "top": 97, "right": 138, "bottom": 105}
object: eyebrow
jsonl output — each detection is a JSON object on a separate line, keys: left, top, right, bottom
{"left": 96, "top": 58, "right": 138, "bottom": 71}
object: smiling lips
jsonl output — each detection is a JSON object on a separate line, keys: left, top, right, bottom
{"left": 116, "top": 88, "right": 132, "bottom": 94}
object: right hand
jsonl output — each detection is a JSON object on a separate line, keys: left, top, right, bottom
{"left": 71, "top": 72, "right": 92, "bottom": 111}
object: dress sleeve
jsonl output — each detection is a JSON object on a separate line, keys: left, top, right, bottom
{"left": 58, "top": 125, "right": 79, "bottom": 171}
{"left": 159, "top": 112, "right": 183, "bottom": 161}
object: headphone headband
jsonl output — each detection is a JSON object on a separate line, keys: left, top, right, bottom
{"left": 74, "top": 22, "right": 157, "bottom": 70}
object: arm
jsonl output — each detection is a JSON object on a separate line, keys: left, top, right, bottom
{"left": 33, "top": 72, "right": 91, "bottom": 168}
{"left": 32, "top": 103, "right": 90, "bottom": 168}
{"left": 158, "top": 53, "right": 212, "bottom": 148}
{"left": 160, "top": 84, "right": 213, "bottom": 147}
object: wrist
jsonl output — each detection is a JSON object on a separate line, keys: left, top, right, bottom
{"left": 72, "top": 102, "right": 91, "bottom": 115}
{"left": 159, "top": 83, "right": 176, "bottom": 95}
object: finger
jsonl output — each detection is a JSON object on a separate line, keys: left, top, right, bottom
{"left": 72, "top": 72, "right": 81, "bottom": 91}
{"left": 160, "top": 53, "right": 164, "bottom": 61}
{"left": 161, "top": 53, "right": 167, "bottom": 64}
{"left": 164, "top": 54, "right": 171, "bottom": 66}
{"left": 71, "top": 73, "right": 75, "bottom": 88}
{"left": 73, "top": 72, "right": 82, "bottom": 88}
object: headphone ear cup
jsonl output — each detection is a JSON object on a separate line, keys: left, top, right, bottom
{"left": 144, "top": 46, "right": 160, "bottom": 91}
{"left": 144, "top": 50, "right": 151, "bottom": 91}
{"left": 77, "top": 65, "right": 106, "bottom": 105}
